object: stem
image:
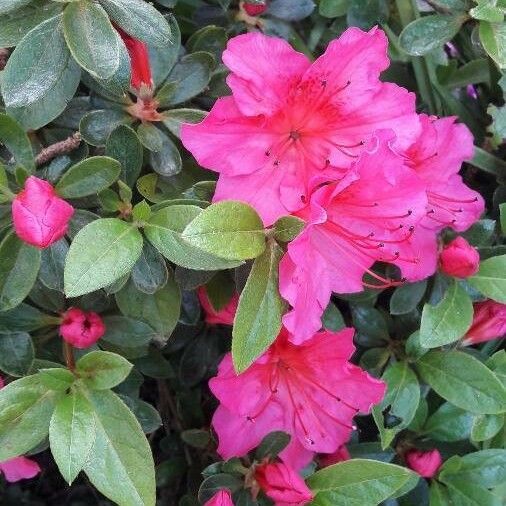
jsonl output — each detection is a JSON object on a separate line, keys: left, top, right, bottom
{"left": 35, "top": 132, "right": 82, "bottom": 167}
{"left": 63, "top": 341, "right": 75, "bottom": 372}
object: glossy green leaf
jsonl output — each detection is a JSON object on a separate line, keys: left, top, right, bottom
{"left": 63, "top": 2, "right": 121, "bottom": 79}
{"left": 161, "top": 108, "right": 206, "bottom": 139}
{"left": 232, "top": 241, "right": 285, "bottom": 373}
{"left": 0, "top": 0, "right": 32, "bottom": 15}
{"left": 80, "top": 109, "right": 132, "bottom": 147}
{"left": 39, "top": 239, "right": 68, "bottom": 292}
{"left": 319, "top": 0, "right": 349, "bottom": 17}
{"left": 49, "top": 388, "right": 96, "bottom": 484}
{"left": 0, "top": 113, "right": 35, "bottom": 171}
{"left": 38, "top": 368, "right": 75, "bottom": 391}
{"left": 468, "top": 255, "right": 506, "bottom": 303}
{"left": 56, "top": 156, "right": 121, "bottom": 198}
{"left": 273, "top": 215, "right": 305, "bottom": 243}
{"left": 131, "top": 242, "right": 168, "bottom": 294}
{"left": 389, "top": 280, "right": 426, "bottom": 315}
{"left": 307, "top": 459, "right": 418, "bottom": 506}
{"left": 479, "top": 20, "right": 506, "bottom": 68}
{"left": 255, "top": 431, "right": 291, "bottom": 461}
{"left": 471, "top": 413, "right": 504, "bottom": 442}
{"left": 181, "top": 201, "right": 266, "bottom": 260}
{"left": 0, "top": 233, "right": 41, "bottom": 312}
{"left": 100, "top": 315, "right": 155, "bottom": 348}
{"left": 0, "top": 331, "right": 34, "bottom": 377}
{"left": 64, "top": 218, "right": 143, "bottom": 297}
{"left": 423, "top": 402, "right": 473, "bottom": 442}
{"left": 416, "top": 350, "right": 506, "bottom": 414}
{"left": 147, "top": 130, "right": 182, "bottom": 177}
{"left": 76, "top": 351, "right": 132, "bottom": 390}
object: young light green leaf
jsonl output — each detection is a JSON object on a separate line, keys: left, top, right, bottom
{"left": 49, "top": 388, "right": 96, "bottom": 484}
{"left": 232, "top": 241, "right": 286, "bottom": 373}
{"left": 76, "top": 351, "right": 133, "bottom": 390}
{"left": 82, "top": 389, "right": 155, "bottom": 506}
{"left": 416, "top": 350, "right": 506, "bottom": 415}
{"left": 273, "top": 215, "right": 305, "bottom": 243}
{"left": 63, "top": 2, "right": 121, "bottom": 79}
{"left": 479, "top": 21, "right": 506, "bottom": 68}
{"left": 182, "top": 201, "right": 266, "bottom": 260}
{"left": 471, "top": 414, "right": 504, "bottom": 442}
{"left": 0, "top": 233, "right": 41, "bottom": 311}
{"left": 56, "top": 156, "right": 121, "bottom": 198}
{"left": 0, "top": 375, "right": 61, "bottom": 461}
{"left": 38, "top": 368, "right": 75, "bottom": 391}
{"left": 64, "top": 219, "right": 143, "bottom": 297}
{"left": 468, "top": 255, "right": 506, "bottom": 303}
{"left": 419, "top": 279, "right": 473, "bottom": 348}
{"left": 307, "top": 459, "right": 418, "bottom": 506}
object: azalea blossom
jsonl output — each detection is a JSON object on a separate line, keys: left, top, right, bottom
{"left": 462, "top": 300, "right": 506, "bottom": 346}
{"left": 279, "top": 131, "right": 432, "bottom": 343}
{"left": 254, "top": 461, "right": 313, "bottom": 506}
{"left": 439, "top": 236, "right": 479, "bottom": 278}
{"left": 181, "top": 28, "right": 419, "bottom": 225}
{"left": 204, "top": 489, "right": 234, "bottom": 506}
{"left": 319, "top": 445, "right": 350, "bottom": 467}
{"left": 60, "top": 307, "right": 105, "bottom": 349}
{"left": 209, "top": 327, "right": 385, "bottom": 469}
{"left": 197, "top": 287, "right": 239, "bottom": 326}
{"left": 405, "top": 449, "right": 442, "bottom": 478}
{"left": 12, "top": 176, "right": 74, "bottom": 249}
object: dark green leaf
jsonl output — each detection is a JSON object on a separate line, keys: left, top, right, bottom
{"left": 39, "top": 239, "right": 68, "bottom": 292}
{"left": 0, "top": 331, "right": 34, "bottom": 377}
{"left": 255, "top": 431, "right": 291, "bottom": 460}
{"left": 423, "top": 402, "right": 473, "bottom": 442}
{"left": 389, "top": 281, "right": 427, "bottom": 315}
{"left": 80, "top": 109, "right": 132, "bottom": 147}
{"left": 0, "top": 113, "right": 35, "bottom": 171}
{"left": 101, "top": 315, "right": 155, "bottom": 348}
{"left": 131, "top": 242, "right": 168, "bottom": 294}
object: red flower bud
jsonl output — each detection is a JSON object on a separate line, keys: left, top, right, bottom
{"left": 12, "top": 176, "right": 74, "bottom": 249}
{"left": 439, "top": 236, "right": 479, "bottom": 278}
{"left": 255, "top": 462, "right": 313, "bottom": 506}
{"left": 319, "top": 445, "right": 350, "bottom": 467}
{"left": 60, "top": 307, "right": 105, "bottom": 349}
{"left": 462, "top": 300, "right": 506, "bottom": 346}
{"left": 405, "top": 449, "right": 442, "bottom": 478}
{"left": 115, "top": 26, "right": 153, "bottom": 91}
{"left": 243, "top": 1, "right": 267, "bottom": 16}
{"left": 197, "top": 287, "right": 239, "bottom": 326}
{"left": 204, "top": 489, "right": 234, "bottom": 506}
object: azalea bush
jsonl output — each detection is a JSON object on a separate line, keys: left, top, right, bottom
{"left": 0, "top": 0, "right": 506, "bottom": 505}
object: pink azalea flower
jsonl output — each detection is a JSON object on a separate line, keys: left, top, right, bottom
{"left": 209, "top": 327, "right": 385, "bottom": 470}
{"left": 197, "top": 287, "right": 239, "bottom": 326}
{"left": 280, "top": 131, "right": 433, "bottom": 343}
{"left": 181, "top": 28, "right": 419, "bottom": 225}
{"left": 439, "top": 236, "right": 479, "bottom": 278}
{"left": 462, "top": 300, "right": 506, "bottom": 346}
{"left": 12, "top": 176, "right": 74, "bottom": 249}
{"left": 204, "top": 489, "right": 234, "bottom": 506}
{"left": 405, "top": 449, "right": 442, "bottom": 478}
{"left": 60, "top": 307, "right": 105, "bottom": 349}
{"left": 402, "top": 114, "right": 484, "bottom": 232}
{"left": 319, "top": 444, "right": 350, "bottom": 468}
{"left": 255, "top": 461, "right": 313, "bottom": 506}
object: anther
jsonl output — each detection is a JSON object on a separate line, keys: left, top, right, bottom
{"left": 274, "top": 160, "right": 280, "bottom": 166}
{"left": 265, "top": 150, "right": 271, "bottom": 156}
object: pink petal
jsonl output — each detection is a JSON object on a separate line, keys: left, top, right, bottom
{"left": 0, "top": 457, "right": 41, "bottom": 482}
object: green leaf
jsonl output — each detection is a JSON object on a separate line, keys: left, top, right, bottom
{"left": 137, "top": 123, "right": 165, "bottom": 152}
{"left": 0, "top": 1, "right": 61, "bottom": 47}
{"left": 423, "top": 402, "right": 473, "bottom": 442}
{"left": 372, "top": 362, "right": 420, "bottom": 449}
{"left": 0, "top": 331, "right": 34, "bottom": 377}
{"left": 182, "top": 201, "right": 266, "bottom": 261}
{"left": 471, "top": 414, "right": 504, "bottom": 442}
{"left": 232, "top": 241, "right": 285, "bottom": 373}
{"left": 145, "top": 205, "right": 243, "bottom": 270}
{"left": 399, "top": 14, "right": 467, "bottom": 56}
{"left": 99, "top": 0, "right": 173, "bottom": 46}
{"left": 56, "top": 156, "right": 121, "bottom": 198}
{"left": 49, "top": 388, "right": 96, "bottom": 484}
{"left": 80, "top": 109, "right": 132, "bottom": 147}
{"left": 416, "top": 350, "right": 506, "bottom": 414}
{"left": 419, "top": 279, "right": 473, "bottom": 348}
{"left": 468, "top": 255, "right": 506, "bottom": 302}
{"left": 186, "top": 25, "right": 227, "bottom": 61}
{"left": 38, "top": 368, "right": 75, "bottom": 391}
{"left": 106, "top": 125, "right": 143, "bottom": 188}
{"left": 64, "top": 219, "right": 143, "bottom": 297}
{"left": 273, "top": 215, "right": 305, "bottom": 243}
{"left": 0, "top": 374, "right": 61, "bottom": 460}
{"left": 307, "top": 459, "right": 418, "bottom": 506}
{"left": 0, "top": 0, "right": 32, "bottom": 15}
{"left": 131, "top": 242, "right": 168, "bottom": 294}
{"left": 180, "top": 428, "right": 210, "bottom": 449}
{"left": 479, "top": 20, "right": 506, "bottom": 68}
{"left": 470, "top": 1, "right": 504, "bottom": 23}
{"left": 319, "top": 0, "right": 349, "bottom": 18}
{"left": 0, "top": 233, "right": 41, "bottom": 312}
{"left": 76, "top": 351, "right": 133, "bottom": 390}
{"left": 443, "top": 476, "right": 501, "bottom": 505}
{"left": 162, "top": 52, "right": 214, "bottom": 106}
{"left": 0, "top": 303, "right": 53, "bottom": 333}
{"left": 198, "top": 474, "right": 243, "bottom": 504}
{"left": 115, "top": 278, "right": 181, "bottom": 342}
{"left": 147, "top": 130, "right": 182, "bottom": 177}
{"left": 0, "top": 113, "right": 35, "bottom": 171}
{"left": 429, "top": 482, "right": 452, "bottom": 506}
{"left": 100, "top": 315, "right": 155, "bottom": 348}
{"left": 63, "top": 1, "right": 121, "bottom": 79}
{"left": 255, "top": 431, "right": 291, "bottom": 461}
{"left": 161, "top": 108, "right": 206, "bottom": 139}
{"left": 82, "top": 389, "right": 156, "bottom": 506}
{"left": 389, "top": 280, "right": 427, "bottom": 315}
{"left": 1, "top": 14, "right": 70, "bottom": 110}
{"left": 39, "top": 239, "right": 68, "bottom": 292}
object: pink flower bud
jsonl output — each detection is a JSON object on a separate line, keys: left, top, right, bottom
{"left": 60, "top": 307, "right": 105, "bottom": 349}
{"left": 243, "top": 1, "right": 267, "bottom": 16}
{"left": 405, "top": 449, "right": 442, "bottom": 478}
{"left": 115, "top": 26, "right": 153, "bottom": 91}
{"left": 255, "top": 462, "right": 313, "bottom": 506}
{"left": 204, "top": 490, "right": 234, "bottom": 506}
{"left": 462, "top": 300, "right": 506, "bottom": 346}
{"left": 12, "top": 176, "right": 74, "bottom": 249}
{"left": 439, "top": 237, "right": 479, "bottom": 278}
{"left": 319, "top": 445, "right": 350, "bottom": 468}
{"left": 0, "top": 456, "right": 41, "bottom": 483}
{"left": 197, "top": 287, "right": 239, "bottom": 326}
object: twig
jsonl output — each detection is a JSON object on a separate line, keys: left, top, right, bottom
{"left": 63, "top": 341, "right": 75, "bottom": 372}
{"left": 35, "top": 132, "right": 82, "bottom": 167}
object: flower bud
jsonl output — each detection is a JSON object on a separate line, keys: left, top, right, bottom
{"left": 197, "top": 287, "right": 239, "bottom": 326}
{"left": 319, "top": 445, "right": 350, "bottom": 467}
{"left": 255, "top": 462, "right": 313, "bottom": 506}
{"left": 462, "top": 300, "right": 506, "bottom": 346}
{"left": 60, "top": 307, "right": 105, "bottom": 349}
{"left": 405, "top": 449, "right": 442, "bottom": 478}
{"left": 439, "top": 236, "right": 479, "bottom": 278}
{"left": 243, "top": 0, "right": 267, "bottom": 16}
{"left": 12, "top": 176, "right": 74, "bottom": 249}
{"left": 115, "top": 26, "right": 153, "bottom": 91}
{"left": 204, "top": 490, "right": 234, "bottom": 506}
